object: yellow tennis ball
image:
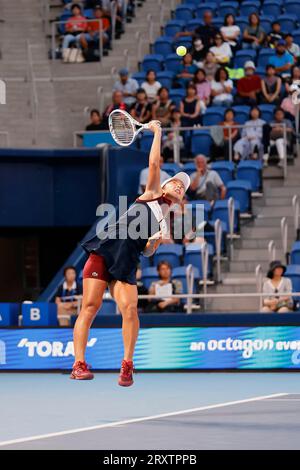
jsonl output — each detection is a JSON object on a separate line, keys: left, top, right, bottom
{"left": 176, "top": 45, "right": 187, "bottom": 57}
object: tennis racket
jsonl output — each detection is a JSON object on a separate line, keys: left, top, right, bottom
{"left": 109, "top": 109, "right": 150, "bottom": 147}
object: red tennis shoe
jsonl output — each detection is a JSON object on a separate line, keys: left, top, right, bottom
{"left": 118, "top": 359, "right": 134, "bottom": 387}
{"left": 70, "top": 360, "right": 94, "bottom": 380}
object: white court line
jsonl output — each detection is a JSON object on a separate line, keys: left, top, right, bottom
{"left": 0, "top": 392, "right": 288, "bottom": 448}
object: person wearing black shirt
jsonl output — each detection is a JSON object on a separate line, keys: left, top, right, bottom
{"left": 175, "top": 10, "right": 219, "bottom": 51}
{"left": 85, "top": 109, "right": 107, "bottom": 131}
{"left": 55, "top": 266, "right": 82, "bottom": 326}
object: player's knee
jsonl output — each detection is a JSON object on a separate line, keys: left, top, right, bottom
{"left": 123, "top": 302, "right": 138, "bottom": 321}
{"left": 82, "top": 301, "right": 101, "bottom": 321}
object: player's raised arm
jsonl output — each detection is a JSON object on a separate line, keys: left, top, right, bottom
{"left": 141, "top": 120, "right": 162, "bottom": 198}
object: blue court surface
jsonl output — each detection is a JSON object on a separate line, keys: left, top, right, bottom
{"left": 1, "top": 372, "right": 300, "bottom": 450}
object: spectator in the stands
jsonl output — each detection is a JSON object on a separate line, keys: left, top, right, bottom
{"left": 152, "top": 87, "right": 176, "bottom": 127}
{"left": 211, "top": 108, "right": 240, "bottom": 161}
{"left": 79, "top": 5, "right": 110, "bottom": 51}
{"left": 62, "top": 4, "right": 87, "bottom": 52}
{"left": 175, "top": 10, "right": 219, "bottom": 51}
{"left": 179, "top": 83, "right": 203, "bottom": 127}
{"left": 268, "top": 107, "right": 294, "bottom": 167}
{"left": 193, "top": 69, "right": 211, "bottom": 106}
{"left": 198, "top": 51, "right": 219, "bottom": 82}
{"left": 261, "top": 261, "right": 293, "bottom": 313}
{"left": 233, "top": 106, "right": 266, "bottom": 161}
{"left": 269, "top": 39, "right": 294, "bottom": 78}
{"left": 191, "top": 37, "right": 207, "bottom": 67}
{"left": 176, "top": 53, "right": 198, "bottom": 88}
{"left": 55, "top": 266, "right": 82, "bottom": 326}
{"left": 281, "top": 84, "right": 299, "bottom": 121}
{"left": 189, "top": 155, "right": 226, "bottom": 203}
{"left": 209, "top": 33, "right": 232, "bottom": 65}
{"left": 137, "top": 156, "right": 170, "bottom": 195}
{"left": 113, "top": 68, "right": 139, "bottom": 107}
{"left": 220, "top": 14, "right": 241, "bottom": 54}
{"left": 242, "top": 13, "right": 265, "bottom": 50}
{"left": 85, "top": 108, "right": 106, "bottom": 130}
{"left": 261, "top": 64, "right": 282, "bottom": 105}
{"left": 145, "top": 261, "right": 182, "bottom": 313}
{"left": 102, "top": 90, "right": 127, "bottom": 129}
{"left": 267, "top": 21, "right": 284, "bottom": 48}
{"left": 141, "top": 70, "right": 162, "bottom": 104}
{"left": 235, "top": 61, "right": 261, "bottom": 105}
{"left": 130, "top": 88, "right": 152, "bottom": 123}
{"left": 286, "top": 65, "right": 300, "bottom": 92}
{"left": 285, "top": 33, "right": 300, "bottom": 64}
{"left": 211, "top": 67, "right": 234, "bottom": 107}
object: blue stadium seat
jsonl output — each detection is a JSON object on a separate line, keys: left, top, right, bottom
{"left": 285, "top": 265, "right": 300, "bottom": 294}
{"left": 156, "top": 71, "right": 175, "bottom": 89}
{"left": 184, "top": 243, "right": 214, "bottom": 278}
{"left": 154, "top": 36, "right": 173, "bottom": 57}
{"left": 211, "top": 199, "right": 240, "bottom": 232}
{"left": 234, "top": 50, "right": 257, "bottom": 69}
{"left": 161, "top": 162, "right": 182, "bottom": 176}
{"left": 292, "top": 29, "right": 300, "bottom": 45}
{"left": 139, "top": 131, "right": 154, "bottom": 152}
{"left": 202, "top": 107, "right": 225, "bottom": 126}
{"left": 172, "top": 266, "right": 200, "bottom": 301}
{"left": 169, "top": 88, "right": 186, "bottom": 108}
{"left": 189, "top": 200, "right": 212, "bottom": 222}
{"left": 141, "top": 267, "right": 159, "bottom": 290}
{"left": 131, "top": 72, "right": 146, "bottom": 86}
{"left": 165, "top": 53, "right": 183, "bottom": 73}
{"left": 153, "top": 244, "right": 184, "bottom": 269}
{"left": 141, "top": 54, "right": 164, "bottom": 72}
{"left": 278, "top": 14, "right": 298, "bottom": 33}
{"left": 212, "top": 17, "right": 226, "bottom": 28}
{"left": 186, "top": 19, "right": 203, "bottom": 31}
{"left": 140, "top": 255, "right": 151, "bottom": 270}
{"left": 58, "top": 11, "right": 72, "bottom": 34}
{"left": 239, "top": 1, "right": 260, "bottom": 16}
{"left": 83, "top": 8, "right": 94, "bottom": 18}
{"left": 210, "top": 161, "right": 235, "bottom": 186}
{"left": 236, "top": 161, "right": 262, "bottom": 192}
{"left": 164, "top": 19, "right": 186, "bottom": 37}
{"left": 260, "top": 15, "right": 275, "bottom": 34}
{"left": 232, "top": 106, "right": 250, "bottom": 124}
{"left": 255, "top": 66, "right": 267, "bottom": 77}
{"left": 258, "top": 104, "right": 276, "bottom": 122}
{"left": 191, "top": 130, "right": 213, "bottom": 156}
{"left": 175, "top": 4, "right": 196, "bottom": 21}
{"left": 235, "top": 16, "right": 250, "bottom": 33}
{"left": 284, "top": 1, "right": 300, "bottom": 21}
{"left": 99, "top": 299, "right": 116, "bottom": 315}
{"left": 182, "top": 162, "right": 196, "bottom": 175}
{"left": 261, "top": 1, "right": 282, "bottom": 17}
{"left": 218, "top": 2, "right": 239, "bottom": 17}
{"left": 257, "top": 48, "right": 276, "bottom": 67}
{"left": 227, "top": 180, "right": 252, "bottom": 213}
{"left": 173, "top": 36, "right": 193, "bottom": 50}
{"left": 196, "top": 3, "right": 217, "bottom": 18}
{"left": 290, "top": 241, "right": 300, "bottom": 264}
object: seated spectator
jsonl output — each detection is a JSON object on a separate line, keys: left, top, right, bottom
{"left": 191, "top": 37, "right": 207, "bottom": 67}
{"left": 234, "top": 106, "right": 266, "bottom": 161}
{"left": 152, "top": 87, "right": 176, "bottom": 127}
{"left": 261, "top": 261, "right": 293, "bottom": 313}
{"left": 175, "top": 10, "right": 220, "bottom": 51}
{"left": 281, "top": 84, "right": 300, "bottom": 121}
{"left": 85, "top": 108, "right": 106, "bottom": 130}
{"left": 209, "top": 33, "right": 232, "bottom": 65}
{"left": 145, "top": 261, "right": 183, "bottom": 313}
{"left": 267, "top": 21, "right": 284, "bottom": 48}
{"left": 285, "top": 33, "right": 300, "bottom": 64}
{"left": 242, "top": 13, "right": 265, "bottom": 50}
{"left": 198, "top": 51, "right": 219, "bottom": 82}
{"left": 220, "top": 14, "right": 241, "bottom": 54}
{"left": 285, "top": 65, "right": 300, "bottom": 92}
{"left": 193, "top": 69, "right": 211, "bottom": 106}
{"left": 162, "top": 109, "right": 185, "bottom": 161}
{"left": 235, "top": 61, "right": 261, "bottom": 105}
{"left": 137, "top": 156, "right": 170, "bottom": 195}
{"left": 62, "top": 4, "right": 87, "bottom": 53}
{"left": 79, "top": 5, "right": 110, "bottom": 52}
{"left": 261, "top": 64, "right": 282, "bottom": 105}
{"left": 102, "top": 90, "right": 127, "bottom": 129}
{"left": 211, "top": 108, "right": 240, "bottom": 161}
{"left": 179, "top": 83, "right": 203, "bottom": 127}
{"left": 211, "top": 67, "right": 234, "bottom": 107}
{"left": 100, "top": 0, "right": 124, "bottom": 38}
{"left": 189, "top": 154, "right": 226, "bottom": 203}
{"left": 269, "top": 39, "right": 294, "bottom": 78}
{"left": 141, "top": 70, "right": 162, "bottom": 104}
{"left": 130, "top": 88, "right": 152, "bottom": 124}
{"left": 267, "top": 107, "right": 294, "bottom": 167}
{"left": 113, "top": 68, "right": 139, "bottom": 107}
{"left": 55, "top": 266, "right": 82, "bottom": 326}
{"left": 176, "top": 53, "right": 198, "bottom": 88}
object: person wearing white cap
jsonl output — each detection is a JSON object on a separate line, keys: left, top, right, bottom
{"left": 73, "top": 120, "right": 190, "bottom": 386}
{"left": 235, "top": 60, "right": 262, "bottom": 106}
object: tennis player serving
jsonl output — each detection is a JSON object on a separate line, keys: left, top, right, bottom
{"left": 71, "top": 118, "right": 190, "bottom": 386}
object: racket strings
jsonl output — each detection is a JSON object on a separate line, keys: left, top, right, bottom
{"left": 110, "top": 112, "right": 135, "bottom": 145}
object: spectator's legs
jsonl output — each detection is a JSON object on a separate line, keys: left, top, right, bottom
{"left": 277, "top": 307, "right": 290, "bottom": 313}
{"left": 57, "top": 303, "right": 77, "bottom": 327}
{"left": 234, "top": 137, "right": 250, "bottom": 160}
{"left": 261, "top": 306, "right": 273, "bottom": 312}
{"left": 274, "top": 137, "right": 285, "bottom": 165}
{"left": 62, "top": 34, "right": 76, "bottom": 50}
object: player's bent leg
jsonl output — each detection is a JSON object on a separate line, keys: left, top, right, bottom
{"left": 71, "top": 278, "right": 107, "bottom": 380}
{"left": 110, "top": 280, "right": 139, "bottom": 387}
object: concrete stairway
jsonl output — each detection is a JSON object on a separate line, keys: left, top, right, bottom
{"left": 207, "top": 159, "right": 300, "bottom": 313}
{"left": 0, "top": 0, "right": 180, "bottom": 148}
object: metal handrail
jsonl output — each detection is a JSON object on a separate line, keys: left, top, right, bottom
{"left": 214, "top": 218, "right": 222, "bottom": 283}
{"left": 292, "top": 194, "right": 300, "bottom": 239}
{"left": 228, "top": 197, "right": 235, "bottom": 260}
{"left": 27, "top": 41, "right": 39, "bottom": 145}
{"left": 255, "top": 264, "right": 263, "bottom": 311}
{"left": 110, "top": 0, "right": 117, "bottom": 47}
{"left": 268, "top": 240, "right": 276, "bottom": 263}
{"left": 201, "top": 241, "right": 208, "bottom": 311}
{"left": 281, "top": 216, "right": 288, "bottom": 262}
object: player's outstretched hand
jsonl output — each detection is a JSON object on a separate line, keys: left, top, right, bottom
{"left": 148, "top": 120, "right": 162, "bottom": 133}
